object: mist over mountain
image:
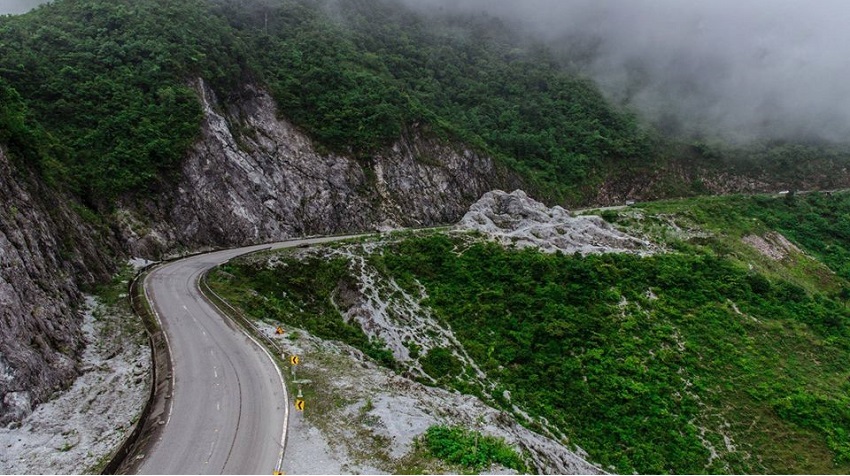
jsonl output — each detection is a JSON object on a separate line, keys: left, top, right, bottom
{"left": 404, "top": 0, "right": 850, "bottom": 143}
{"left": 7, "top": 0, "right": 850, "bottom": 142}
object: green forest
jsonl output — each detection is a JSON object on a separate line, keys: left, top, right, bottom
{"left": 4, "top": 0, "right": 850, "bottom": 208}
{"left": 0, "top": 0, "right": 650, "bottom": 205}
{"left": 211, "top": 192, "right": 850, "bottom": 474}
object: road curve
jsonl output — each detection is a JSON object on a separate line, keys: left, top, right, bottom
{"left": 136, "top": 236, "right": 361, "bottom": 475}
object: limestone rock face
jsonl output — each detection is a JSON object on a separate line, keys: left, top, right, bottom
{"left": 460, "top": 189, "right": 653, "bottom": 255}
{"left": 0, "top": 149, "right": 115, "bottom": 425}
{"left": 127, "top": 80, "right": 520, "bottom": 256}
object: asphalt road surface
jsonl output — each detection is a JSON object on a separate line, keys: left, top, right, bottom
{"left": 136, "top": 236, "right": 360, "bottom": 475}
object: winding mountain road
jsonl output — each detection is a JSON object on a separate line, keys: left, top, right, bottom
{"left": 136, "top": 236, "right": 359, "bottom": 475}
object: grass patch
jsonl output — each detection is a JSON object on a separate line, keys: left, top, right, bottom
{"left": 422, "top": 425, "right": 527, "bottom": 473}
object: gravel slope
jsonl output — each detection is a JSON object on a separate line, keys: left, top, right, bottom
{"left": 0, "top": 296, "right": 150, "bottom": 474}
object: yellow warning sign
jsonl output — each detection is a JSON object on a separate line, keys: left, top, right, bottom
{"left": 295, "top": 399, "right": 305, "bottom": 411}
{"left": 275, "top": 326, "right": 284, "bottom": 335}
{"left": 289, "top": 355, "right": 300, "bottom": 366}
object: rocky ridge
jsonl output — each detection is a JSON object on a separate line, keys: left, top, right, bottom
{"left": 459, "top": 189, "right": 653, "bottom": 255}
{"left": 126, "top": 80, "right": 520, "bottom": 257}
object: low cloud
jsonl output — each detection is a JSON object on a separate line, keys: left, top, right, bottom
{"left": 404, "top": 0, "right": 850, "bottom": 143}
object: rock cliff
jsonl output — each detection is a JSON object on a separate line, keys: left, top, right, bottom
{"left": 127, "top": 80, "right": 521, "bottom": 256}
{"left": 0, "top": 149, "right": 116, "bottom": 425}
{"left": 1, "top": 78, "right": 521, "bottom": 425}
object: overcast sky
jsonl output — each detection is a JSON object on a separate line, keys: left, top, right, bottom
{"left": 404, "top": 0, "right": 850, "bottom": 143}
{"left": 0, "top": 0, "right": 46, "bottom": 15}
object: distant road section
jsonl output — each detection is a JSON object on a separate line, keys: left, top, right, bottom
{"left": 136, "top": 236, "right": 360, "bottom": 475}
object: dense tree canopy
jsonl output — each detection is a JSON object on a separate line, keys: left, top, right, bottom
{"left": 0, "top": 0, "right": 651, "bottom": 204}
{"left": 2, "top": 0, "right": 850, "bottom": 207}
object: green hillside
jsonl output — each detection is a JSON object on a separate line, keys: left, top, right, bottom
{"left": 210, "top": 192, "right": 850, "bottom": 474}
{"left": 8, "top": 0, "right": 848, "bottom": 210}
{"left": 0, "top": 0, "right": 653, "bottom": 205}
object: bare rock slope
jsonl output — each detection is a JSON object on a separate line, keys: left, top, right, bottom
{"left": 0, "top": 296, "right": 149, "bottom": 474}
{"left": 460, "top": 189, "right": 652, "bottom": 254}
{"left": 127, "top": 80, "right": 520, "bottom": 256}
{"left": 0, "top": 149, "right": 116, "bottom": 425}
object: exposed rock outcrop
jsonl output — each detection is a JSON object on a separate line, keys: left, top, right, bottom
{"left": 1, "top": 78, "right": 520, "bottom": 425}
{"left": 459, "top": 189, "right": 653, "bottom": 254}
{"left": 127, "top": 80, "right": 521, "bottom": 256}
{"left": 0, "top": 149, "right": 117, "bottom": 425}
{"left": 742, "top": 231, "right": 805, "bottom": 261}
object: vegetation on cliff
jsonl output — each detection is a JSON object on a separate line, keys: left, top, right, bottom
{"left": 0, "top": 0, "right": 652, "bottom": 204}
{"left": 5, "top": 0, "right": 849, "bottom": 208}
{"left": 0, "top": 0, "right": 245, "bottom": 203}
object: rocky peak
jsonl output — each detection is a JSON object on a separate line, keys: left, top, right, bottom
{"left": 459, "top": 189, "right": 654, "bottom": 255}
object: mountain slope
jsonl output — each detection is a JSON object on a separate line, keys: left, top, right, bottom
{"left": 7, "top": 0, "right": 848, "bottom": 213}
{"left": 210, "top": 191, "right": 850, "bottom": 474}
{"left": 2, "top": 0, "right": 850, "bottom": 442}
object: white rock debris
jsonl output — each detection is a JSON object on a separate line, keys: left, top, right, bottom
{"left": 460, "top": 190, "right": 654, "bottom": 255}
{"left": 0, "top": 296, "right": 150, "bottom": 474}
{"left": 128, "top": 257, "right": 156, "bottom": 271}
{"left": 330, "top": 247, "right": 487, "bottom": 385}
{"left": 742, "top": 231, "right": 803, "bottom": 261}
{"left": 259, "top": 323, "right": 604, "bottom": 475}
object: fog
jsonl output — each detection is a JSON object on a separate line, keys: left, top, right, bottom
{"left": 404, "top": 0, "right": 850, "bottom": 143}
{"left": 0, "top": 0, "right": 48, "bottom": 15}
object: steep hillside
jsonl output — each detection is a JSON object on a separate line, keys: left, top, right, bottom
{"left": 0, "top": 144, "right": 118, "bottom": 425}
{"left": 210, "top": 191, "right": 850, "bottom": 474}
{"left": 123, "top": 80, "right": 521, "bottom": 256}
{"left": 2, "top": 0, "right": 850, "bottom": 440}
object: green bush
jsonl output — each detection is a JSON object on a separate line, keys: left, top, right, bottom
{"left": 420, "top": 347, "right": 462, "bottom": 380}
{"left": 382, "top": 233, "right": 850, "bottom": 473}
{"left": 423, "top": 425, "right": 526, "bottom": 472}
